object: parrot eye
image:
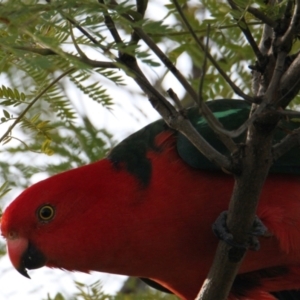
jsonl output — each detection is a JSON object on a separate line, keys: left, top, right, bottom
{"left": 37, "top": 205, "right": 55, "bottom": 222}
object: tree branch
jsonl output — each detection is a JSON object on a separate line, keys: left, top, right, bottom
{"left": 227, "top": 0, "right": 265, "bottom": 65}
{"left": 129, "top": 0, "right": 148, "bottom": 44}
{"left": 172, "top": 0, "right": 254, "bottom": 103}
{"left": 99, "top": 2, "right": 233, "bottom": 171}
{"left": 198, "top": 28, "right": 238, "bottom": 154}
{"left": 264, "top": 51, "right": 287, "bottom": 104}
{"left": 197, "top": 1, "right": 294, "bottom": 299}
{"left": 279, "top": 53, "right": 300, "bottom": 108}
{"left": 197, "top": 110, "right": 277, "bottom": 300}
{"left": 277, "top": 0, "right": 300, "bottom": 53}
{"left": 252, "top": 8, "right": 274, "bottom": 96}
{"left": 11, "top": 46, "right": 118, "bottom": 69}
{"left": 272, "top": 127, "right": 300, "bottom": 161}
{"left": 247, "top": 6, "right": 277, "bottom": 28}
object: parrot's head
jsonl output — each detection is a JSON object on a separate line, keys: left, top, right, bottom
{"left": 1, "top": 177, "right": 59, "bottom": 278}
{"left": 0, "top": 160, "right": 136, "bottom": 278}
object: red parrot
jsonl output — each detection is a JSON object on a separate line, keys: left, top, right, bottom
{"left": 2, "top": 100, "right": 300, "bottom": 300}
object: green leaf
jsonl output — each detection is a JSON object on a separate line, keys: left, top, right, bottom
{"left": 3, "top": 109, "right": 10, "bottom": 118}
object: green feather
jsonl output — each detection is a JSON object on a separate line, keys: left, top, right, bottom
{"left": 177, "top": 100, "right": 250, "bottom": 170}
{"left": 109, "top": 99, "right": 300, "bottom": 184}
{"left": 177, "top": 99, "right": 300, "bottom": 174}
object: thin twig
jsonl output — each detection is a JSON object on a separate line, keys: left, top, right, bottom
{"left": 247, "top": 6, "right": 277, "bottom": 27}
{"left": 167, "top": 89, "right": 184, "bottom": 111}
{"left": 283, "top": 0, "right": 294, "bottom": 24}
{"left": 65, "top": 15, "right": 102, "bottom": 47}
{"left": 4, "top": 136, "right": 42, "bottom": 154}
{"left": 279, "top": 53, "right": 300, "bottom": 107}
{"left": 107, "top": 0, "right": 252, "bottom": 104}
{"left": 191, "top": 103, "right": 267, "bottom": 139}
{"left": 198, "top": 24, "right": 209, "bottom": 105}
{"left": 99, "top": 3, "right": 232, "bottom": 171}
{"left": 130, "top": 69, "right": 233, "bottom": 170}
{"left": 58, "top": 10, "right": 117, "bottom": 61}
{"left": 11, "top": 46, "right": 118, "bottom": 69}
{"left": 198, "top": 25, "right": 237, "bottom": 153}
{"left": 107, "top": 1, "right": 200, "bottom": 103}
{"left": 99, "top": 0, "right": 123, "bottom": 45}
{"left": 69, "top": 22, "right": 88, "bottom": 59}
{"left": 150, "top": 22, "right": 263, "bottom": 38}
{"left": 252, "top": 5, "right": 274, "bottom": 96}
{"left": 132, "top": 27, "right": 199, "bottom": 102}
{"left": 272, "top": 128, "right": 300, "bottom": 161}
{"left": 171, "top": 0, "right": 254, "bottom": 103}
{"left": 227, "top": 0, "right": 264, "bottom": 65}
{"left": 0, "top": 68, "right": 75, "bottom": 144}
{"left": 278, "top": 0, "right": 300, "bottom": 52}
{"left": 130, "top": 0, "right": 148, "bottom": 44}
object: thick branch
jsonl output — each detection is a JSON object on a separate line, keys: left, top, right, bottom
{"left": 198, "top": 1, "right": 286, "bottom": 299}
{"left": 197, "top": 118, "right": 276, "bottom": 300}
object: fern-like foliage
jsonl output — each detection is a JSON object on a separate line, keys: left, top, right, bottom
{"left": 43, "top": 280, "right": 179, "bottom": 300}
{"left": 69, "top": 70, "right": 113, "bottom": 107}
{"left": 0, "top": 115, "right": 113, "bottom": 188}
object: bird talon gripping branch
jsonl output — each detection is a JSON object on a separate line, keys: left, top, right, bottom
{"left": 212, "top": 211, "right": 268, "bottom": 251}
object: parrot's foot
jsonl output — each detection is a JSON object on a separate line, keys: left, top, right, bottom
{"left": 212, "top": 211, "right": 268, "bottom": 251}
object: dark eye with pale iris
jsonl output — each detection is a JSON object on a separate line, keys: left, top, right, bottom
{"left": 37, "top": 205, "right": 55, "bottom": 222}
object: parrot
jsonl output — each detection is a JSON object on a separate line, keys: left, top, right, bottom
{"left": 2, "top": 99, "right": 300, "bottom": 300}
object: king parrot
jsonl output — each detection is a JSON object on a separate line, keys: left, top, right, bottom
{"left": 2, "top": 99, "right": 300, "bottom": 300}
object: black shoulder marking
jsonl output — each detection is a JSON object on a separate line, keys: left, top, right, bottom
{"left": 140, "top": 278, "right": 173, "bottom": 294}
{"left": 271, "top": 290, "right": 300, "bottom": 300}
{"left": 108, "top": 119, "right": 168, "bottom": 187}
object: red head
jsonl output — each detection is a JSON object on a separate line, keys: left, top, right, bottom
{"left": 1, "top": 159, "right": 140, "bottom": 278}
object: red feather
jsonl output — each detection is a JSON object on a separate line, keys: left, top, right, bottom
{"left": 2, "top": 129, "right": 300, "bottom": 299}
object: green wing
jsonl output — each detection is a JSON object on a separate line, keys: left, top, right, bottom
{"left": 177, "top": 99, "right": 300, "bottom": 174}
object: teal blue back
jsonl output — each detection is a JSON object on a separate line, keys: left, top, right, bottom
{"left": 177, "top": 100, "right": 300, "bottom": 174}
